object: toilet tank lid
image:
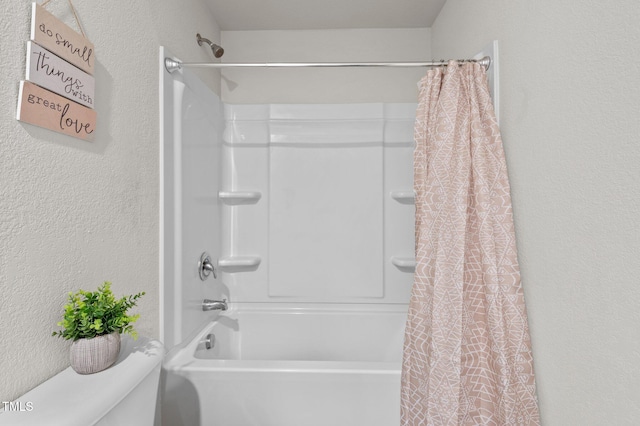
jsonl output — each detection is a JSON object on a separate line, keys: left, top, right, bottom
{"left": 0, "top": 335, "right": 164, "bottom": 426}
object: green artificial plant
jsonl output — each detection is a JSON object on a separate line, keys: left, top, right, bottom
{"left": 52, "top": 281, "right": 145, "bottom": 341}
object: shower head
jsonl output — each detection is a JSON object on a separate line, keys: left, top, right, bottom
{"left": 196, "top": 33, "right": 224, "bottom": 58}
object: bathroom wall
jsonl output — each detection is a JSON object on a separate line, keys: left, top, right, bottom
{"left": 431, "top": 1, "right": 640, "bottom": 424}
{"left": 220, "top": 28, "right": 430, "bottom": 103}
{"left": 0, "top": 0, "right": 221, "bottom": 401}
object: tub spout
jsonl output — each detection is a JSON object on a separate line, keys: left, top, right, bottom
{"left": 203, "top": 299, "right": 227, "bottom": 311}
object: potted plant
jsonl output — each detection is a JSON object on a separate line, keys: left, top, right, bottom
{"left": 52, "top": 281, "right": 145, "bottom": 374}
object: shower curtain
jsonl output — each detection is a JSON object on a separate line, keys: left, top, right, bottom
{"left": 401, "top": 61, "right": 540, "bottom": 425}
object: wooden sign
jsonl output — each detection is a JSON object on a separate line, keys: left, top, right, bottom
{"left": 26, "top": 41, "right": 95, "bottom": 109}
{"left": 30, "top": 2, "right": 94, "bottom": 75}
{"left": 17, "top": 81, "right": 96, "bottom": 141}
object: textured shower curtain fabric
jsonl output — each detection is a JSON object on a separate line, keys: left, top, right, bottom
{"left": 401, "top": 62, "right": 540, "bottom": 425}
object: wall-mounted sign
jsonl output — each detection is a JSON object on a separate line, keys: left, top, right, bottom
{"left": 30, "top": 2, "right": 94, "bottom": 75}
{"left": 26, "top": 41, "right": 95, "bottom": 109}
{"left": 17, "top": 81, "right": 96, "bottom": 141}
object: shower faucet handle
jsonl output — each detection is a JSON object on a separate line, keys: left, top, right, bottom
{"left": 199, "top": 252, "right": 217, "bottom": 280}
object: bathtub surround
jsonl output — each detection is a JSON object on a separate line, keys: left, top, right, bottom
{"left": 220, "top": 103, "right": 416, "bottom": 303}
{"left": 161, "top": 57, "right": 416, "bottom": 423}
{"left": 161, "top": 28, "right": 437, "bottom": 426}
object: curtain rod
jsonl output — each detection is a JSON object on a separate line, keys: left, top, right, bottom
{"left": 164, "top": 56, "right": 491, "bottom": 73}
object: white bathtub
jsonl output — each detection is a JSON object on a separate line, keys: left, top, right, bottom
{"left": 162, "top": 304, "right": 407, "bottom": 426}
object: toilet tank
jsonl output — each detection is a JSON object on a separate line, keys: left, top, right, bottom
{"left": 0, "top": 335, "right": 163, "bottom": 426}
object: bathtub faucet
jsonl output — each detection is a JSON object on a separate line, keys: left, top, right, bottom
{"left": 202, "top": 299, "right": 228, "bottom": 311}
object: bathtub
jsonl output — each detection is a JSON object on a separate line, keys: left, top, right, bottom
{"left": 162, "top": 304, "right": 407, "bottom": 426}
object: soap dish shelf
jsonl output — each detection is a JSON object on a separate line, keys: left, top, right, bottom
{"left": 218, "top": 256, "right": 261, "bottom": 273}
{"left": 391, "top": 256, "right": 416, "bottom": 272}
{"left": 390, "top": 190, "right": 415, "bottom": 205}
{"left": 219, "top": 191, "right": 262, "bottom": 205}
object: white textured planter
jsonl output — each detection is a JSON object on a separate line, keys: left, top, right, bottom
{"left": 70, "top": 332, "right": 121, "bottom": 374}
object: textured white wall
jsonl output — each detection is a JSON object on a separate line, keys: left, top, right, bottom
{"left": 431, "top": 1, "right": 640, "bottom": 424}
{"left": 0, "top": 0, "right": 220, "bottom": 401}
{"left": 221, "top": 28, "right": 430, "bottom": 103}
